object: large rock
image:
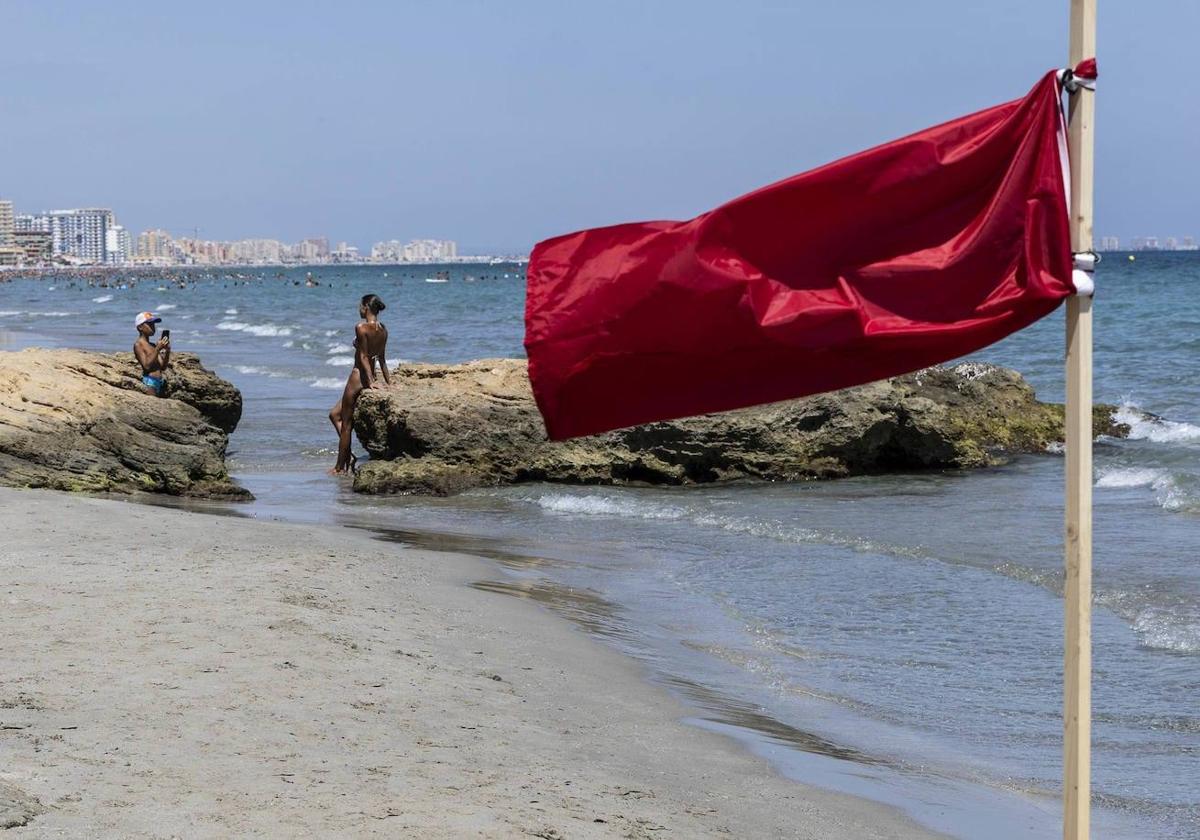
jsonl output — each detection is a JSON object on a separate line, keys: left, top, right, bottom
{"left": 352, "top": 359, "right": 1126, "bottom": 496}
{"left": 0, "top": 349, "right": 249, "bottom": 499}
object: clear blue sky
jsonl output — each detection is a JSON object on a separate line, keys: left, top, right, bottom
{"left": 1, "top": 1, "right": 1194, "bottom": 253}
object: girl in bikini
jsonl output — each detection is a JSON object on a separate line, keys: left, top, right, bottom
{"left": 329, "top": 294, "right": 391, "bottom": 474}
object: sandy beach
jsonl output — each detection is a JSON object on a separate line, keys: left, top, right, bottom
{"left": 0, "top": 487, "right": 940, "bottom": 839}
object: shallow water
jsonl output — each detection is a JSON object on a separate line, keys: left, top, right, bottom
{"left": 2, "top": 253, "right": 1197, "bottom": 839}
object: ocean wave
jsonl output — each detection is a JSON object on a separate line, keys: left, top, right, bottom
{"left": 327, "top": 343, "right": 349, "bottom": 354}
{"left": 43, "top": 312, "right": 71, "bottom": 317}
{"left": 225, "top": 308, "right": 238, "bottom": 315}
{"left": 245, "top": 324, "right": 293, "bottom": 337}
{"left": 1131, "top": 606, "right": 1200, "bottom": 654}
{"left": 156, "top": 303, "right": 177, "bottom": 311}
{"left": 229, "top": 365, "right": 287, "bottom": 379}
{"left": 282, "top": 340, "right": 295, "bottom": 348}
{"left": 309, "top": 377, "right": 344, "bottom": 389}
{"left": 517, "top": 491, "right": 924, "bottom": 559}
{"left": 0, "top": 310, "right": 22, "bottom": 317}
{"left": 1095, "top": 465, "right": 1197, "bottom": 512}
{"left": 1096, "top": 590, "right": 1200, "bottom": 654}
{"left": 326, "top": 356, "right": 355, "bottom": 366}
{"left": 1115, "top": 403, "right": 1200, "bottom": 444}
{"left": 1095, "top": 466, "right": 1168, "bottom": 489}
{"left": 323, "top": 329, "right": 339, "bottom": 337}
{"left": 216, "top": 321, "right": 294, "bottom": 337}
{"left": 92, "top": 295, "right": 113, "bottom": 303}
{"left": 533, "top": 493, "right": 686, "bottom": 519}
{"left": 519, "top": 489, "right": 1200, "bottom": 656}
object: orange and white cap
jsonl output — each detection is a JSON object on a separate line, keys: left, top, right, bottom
{"left": 134, "top": 311, "right": 161, "bottom": 328}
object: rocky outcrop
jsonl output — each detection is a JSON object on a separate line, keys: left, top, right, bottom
{"left": 0, "top": 349, "right": 249, "bottom": 499}
{"left": 351, "top": 359, "right": 1126, "bottom": 496}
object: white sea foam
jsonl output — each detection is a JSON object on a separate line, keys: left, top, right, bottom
{"left": 323, "top": 329, "right": 339, "bottom": 337}
{"left": 521, "top": 492, "right": 917, "bottom": 557}
{"left": 156, "top": 304, "right": 177, "bottom": 311}
{"left": 216, "top": 321, "right": 293, "bottom": 337}
{"left": 225, "top": 308, "right": 238, "bottom": 315}
{"left": 528, "top": 490, "right": 1200, "bottom": 660}
{"left": 1131, "top": 606, "right": 1200, "bottom": 654}
{"left": 43, "top": 312, "right": 71, "bottom": 317}
{"left": 309, "top": 377, "right": 344, "bottom": 389}
{"left": 92, "top": 295, "right": 113, "bottom": 303}
{"left": 0, "top": 310, "right": 21, "bottom": 317}
{"left": 230, "top": 365, "right": 286, "bottom": 378}
{"left": 1115, "top": 403, "right": 1200, "bottom": 444}
{"left": 533, "top": 493, "right": 684, "bottom": 519}
{"left": 282, "top": 340, "right": 295, "bottom": 348}
{"left": 1095, "top": 466, "right": 1194, "bottom": 512}
{"left": 326, "top": 356, "right": 355, "bottom": 366}
{"left": 1096, "top": 467, "right": 1168, "bottom": 489}
{"left": 327, "top": 343, "right": 349, "bottom": 354}
{"left": 245, "top": 324, "right": 292, "bottom": 337}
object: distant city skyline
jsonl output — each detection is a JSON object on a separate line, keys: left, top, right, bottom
{"left": 0, "top": 195, "right": 1195, "bottom": 268}
{"left": 0, "top": 198, "right": 497, "bottom": 267}
{"left": 1, "top": 2, "right": 1196, "bottom": 254}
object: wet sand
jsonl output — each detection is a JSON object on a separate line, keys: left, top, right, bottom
{"left": 0, "top": 488, "right": 941, "bottom": 838}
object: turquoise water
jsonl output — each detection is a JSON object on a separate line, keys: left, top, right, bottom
{"left": 1, "top": 254, "right": 1197, "bottom": 839}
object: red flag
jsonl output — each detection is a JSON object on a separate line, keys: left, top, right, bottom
{"left": 526, "top": 68, "right": 1086, "bottom": 441}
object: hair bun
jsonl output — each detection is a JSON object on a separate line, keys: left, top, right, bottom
{"left": 361, "top": 293, "right": 386, "bottom": 314}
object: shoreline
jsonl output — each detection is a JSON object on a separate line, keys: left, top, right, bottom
{"left": 0, "top": 487, "right": 941, "bottom": 838}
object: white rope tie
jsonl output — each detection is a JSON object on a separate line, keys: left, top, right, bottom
{"left": 1072, "top": 252, "right": 1098, "bottom": 297}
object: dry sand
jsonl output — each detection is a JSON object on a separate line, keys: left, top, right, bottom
{"left": 0, "top": 488, "right": 940, "bottom": 838}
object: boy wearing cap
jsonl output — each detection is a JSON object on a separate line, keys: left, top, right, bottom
{"left": 133, "top": 311, "right": 171, "bottom": 395}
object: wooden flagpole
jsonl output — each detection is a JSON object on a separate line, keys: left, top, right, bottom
{"left": 1064, "top": 0, "right": 1096, "bottom": 838}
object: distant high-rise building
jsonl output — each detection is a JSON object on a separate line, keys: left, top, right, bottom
{"left": 1099, "top": 235, "right": 1119, "bottom": 251}
{"left": 15, "top": 213, "right": 51, "bottom": 233}
{"left": 1182, "top": 236, "right": 1198, "bottom": 251}
{"left": 229, "top": 239, "right": 283, "bottom": 263}
{"left": 0, "top": 199, "right": 17, "bottom": 266}
{"left": 13, "top": 230, "right": 52, "bottom": 264}
{"left": 370, "top": 238, "right": 458, "bottom": 263}
{"left": 106, "top": 224, "right": 132, "bottom": 264}
{"left": 137, "top": 229, "right": 174, "bottom": 261}
{"left": 332, "top": 242, "right": 360, "bottom": 261}
{"left": 370, "top": 240, "right": 402, "bottom": 262}
{"left": 302, "top": 237, "right": 329, "bottom": 258}
{"left": 0, "top": 200, "right": 14, "bottom": 248}
{"left": 293, "top": 239, "right": 321, "bottom": 262}
{"left": 48, "top": 208, "right": 113, "bottom": 263}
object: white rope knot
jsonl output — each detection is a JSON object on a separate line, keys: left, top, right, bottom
{"left": 1071, "top": 251, "right": 1098, "bottom": 297}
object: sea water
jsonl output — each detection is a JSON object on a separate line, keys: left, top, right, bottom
{"left": 1, "top": 254, "right": 1196, "bottom": 839}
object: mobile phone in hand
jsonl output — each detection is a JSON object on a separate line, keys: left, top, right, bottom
{"left": 161, "top": 329, "right": 170, "bottom": 341}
